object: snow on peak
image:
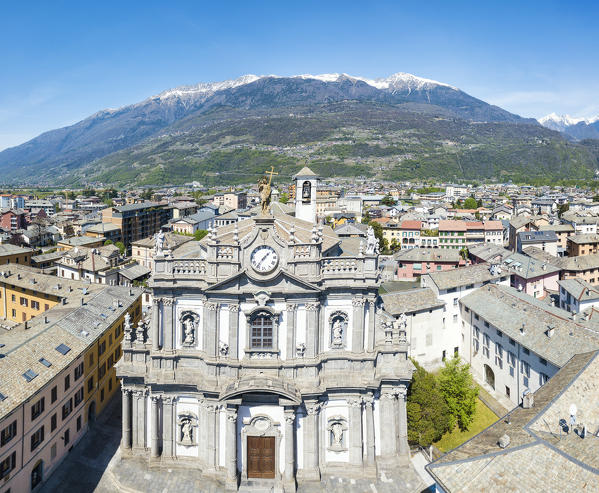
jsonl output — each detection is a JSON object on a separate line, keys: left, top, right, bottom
{"left": 155, "top": 74, "right": 261, "bottom": 100}
{"left": 539, "top": 112, "right": 599, "bottom": 127}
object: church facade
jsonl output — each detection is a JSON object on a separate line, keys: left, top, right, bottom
{"left": 117, "top": 169, "right": 414, "bottom": 491}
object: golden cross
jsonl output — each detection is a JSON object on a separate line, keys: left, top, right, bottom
{"left": 265, "top": 166, "right": 278, "bottom": 185}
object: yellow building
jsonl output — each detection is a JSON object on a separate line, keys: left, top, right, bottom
{"left": 0, "top": 264, "right": 103, "bottom": 323}
{"left": 0, "top": 244, "right": 33, "bottom": 266}
{"left": 84, "top": 291, "right": 142, "bottom": 421}
{"left": 57, "top": 236, "right": 105, "bottom": 252}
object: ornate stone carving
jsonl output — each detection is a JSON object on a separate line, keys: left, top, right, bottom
{"left": 329, "top": 311, "right": 348, "bottom": 349}
{"left": 179, "top": 311, "right": 199, "bottom": 347}
{"left": 327, "top": 415, "right": 348, "bottom": 451}
{"left": 286, "top": 303, "right": 297, "bottom": 312}
{"left": 366, "top": 226, "right": 378, "bottom": 255}
{"left": 254, "top": 290, "right": 271, "bottom": 307}
{"left": 150, "top": 394, "right": 161, "bottom": 403}
{"left": 383, "top": 320, "right": 394, "bottom": 344}
{"left": 162, "top": 298, "right": 174, "bottom": 306}
{"left": 152, "top": 297, "right": 162, "bottom": 306}
{"left": 306, "top": 402, "right": 321, "bottom": 416}
{"left": 154, "top": 230, "right": 165, "bottom": 256}
{"left": 124, "top": 312, "right": 133, "bottom": 342}
{"left": 363, "top": 394, "right": 374, "bottom": 407}
{"left": 135, "top": 320, "right": 146, "bottom": 344}
{"left": 177, "top": 412, "right": 198, "bottom": 446}
{"left": 228, "top": 304, "right": 239, "bottom": 313}
{"left": 380, "top": 390, "right": 396, "bottom": 400}
{"left": 395, "top": 384, "right": 408, "bottom": 400}
{"left": 348, "top": 397, "right": 363, "bottom": 408}
{"left": 226, "top": 408, "right": 238, "bottom": 423}
{"left": 305, "top": 302, "right": 319, "bottom": 311}
{"left": 205, "top": 302, "right": 218, "bottom": 311}
{"left": 352, "top": 298, "right": 365, "bottom": 307}
{"left": 296, "top": 343, "right": 306, "bottom": 358}
{"left": 249, "top": 351, "right": 277, "bottom": 359}
{"left": 284, "top": 412, "right": 296, "bottom": 424}
{"left": 219, "top": 341, "right": 229, "bottom": 357}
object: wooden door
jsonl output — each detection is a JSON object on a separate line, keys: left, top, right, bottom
{"left": 247, "top": 436, "right": 275, "bottom": 478}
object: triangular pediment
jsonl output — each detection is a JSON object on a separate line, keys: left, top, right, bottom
{"left": 205, "top": 268, "right": 321, "bottom": 295}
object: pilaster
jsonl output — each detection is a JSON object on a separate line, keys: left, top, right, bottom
{"left": 150, "top": 394, "right": 161, "bottom": 458}
{"left": 352, "top": 298, "right": 365, "bottom": 352}
{"left": 151, "top": 297, "right": 161, "bottom": 350}
{"left": 284, "top": 408, "right": 297, "bottom": 490}
{"left": 225, "top": 405, "right": 238, "bottom": 490}
{"left": 121, "top": 388, "right": 132, "bottom": 450}
{"left": 162, "top": 396, "right": 175, "bottom": 458}
{"left": 286, "top": 303, "right": 297, "bottom": 359}
{"left": 364, "top": 394, "right": 376, "bottom": 466}
{"left": 305, "top": 302, "right": 319, "bottom": 358}
{"left": 348, "top": 397, "right": 363, "bottom": 466}
{"left": 298, "top": 401, "right": 320, "bottom": 481}
{"left": 229, "top": 304, "right": 239, "bottom": 359}
{"left": 163, "top": 298, "right": 174, "bottom": 351}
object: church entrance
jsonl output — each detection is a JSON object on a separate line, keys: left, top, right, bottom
{"left": 247, "top": 436, "right": 275, "bottom": 479}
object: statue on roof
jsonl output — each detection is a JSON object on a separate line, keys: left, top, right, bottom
{"left": 259, "top": 177, "right": 271, "bottom": 215}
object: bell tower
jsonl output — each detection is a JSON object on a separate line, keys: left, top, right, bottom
{"left": 294, "top": 167, "right": 319, "bottom": 223}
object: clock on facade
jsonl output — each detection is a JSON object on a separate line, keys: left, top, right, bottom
{"left": 250, "top": 245, "right": 279, "bottom": 273}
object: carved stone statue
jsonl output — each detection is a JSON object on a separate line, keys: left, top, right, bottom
{"left": 219, "top": 341, "right": 229, "bottom": 357}
{"left": 331, "top": 422, "right": 343, "bottom": 446}
{"left": 332, "top": 319, "right": 343, "bottom": 347}
{"left": 296, "top": 342, "right": 306, "bottom": 358}
{"left": 258, "top": 176, "right": 271, "bottom": 215}
{"left": 181, "top": 419, "right": 193, "bottom": 444}
{"left": 366, "top": 226, "right": 377, "bottom": 255}
{"left": 154, "top": 230, "right": 165, "bottom": 256}
{"left": 183, "top": 317, "right": 195, "bottom": 345}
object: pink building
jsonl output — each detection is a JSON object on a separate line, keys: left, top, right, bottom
{"left": 503, "top": 252, "right": 561, "bottom": 299}
{"left": 396, "top": 247, "right": 466, "bottom": 279}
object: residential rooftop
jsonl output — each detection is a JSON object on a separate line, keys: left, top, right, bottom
{"left": 423, "top": 263, "right": 505, "bottom": 291}
{"left": 381, "top": 288, "right": 445, "bottom": 315}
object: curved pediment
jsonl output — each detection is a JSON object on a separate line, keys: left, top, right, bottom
{"left": 219, "top": 375, "right": 301, "bottom": 404}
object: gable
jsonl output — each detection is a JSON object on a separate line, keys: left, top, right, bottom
{"left": 205, "top": 269, "right": 321, "bottom": 295}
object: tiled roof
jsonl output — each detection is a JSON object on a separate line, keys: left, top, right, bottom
{"left": 460, "top": 284, "right": 599, "bottom": 367}
{"left": 503, "top": 252, "right": 561, "bottom": 279}
{"left": 424, "top": 263, "right": 504, "bottom": 291}
{"left": 428, "top": 350, "right": 599, "bottom": 492}
{"left": 381, "top": 288, "right": 445, "bottom": 315}
{"left": 557, "top": 278, "right": 599, "bottom": 301}
{"left": 566, "top": 233, "right": 599, "bottom": 245}
{"left": 396, "top": 247, "right": 461, "bottom": 263}
{"left": 0, "top": 244, "right": 33, "bottom": 256}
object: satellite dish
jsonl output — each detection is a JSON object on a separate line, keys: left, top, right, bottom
{"left": 569, "top": 404, "right": 577, "bottom": 416}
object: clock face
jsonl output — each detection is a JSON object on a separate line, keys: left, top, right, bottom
{"left": 250, "top": 245, "right": 279, "bottom": 273}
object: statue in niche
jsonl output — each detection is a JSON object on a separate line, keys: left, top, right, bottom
{"left": 181, "top": 315, "right": 196, "bottom": 346}
{"left": 181, "top": 418, "right": 193, "bottom": 444}
{"left": 302, "top": 180, "right": 311, "bottom": 201}
{"left": 332, "top": 319, "right": 343, "bottom": 347}
{"left": 331, "top": 422, "right": 343, "bottom": 446}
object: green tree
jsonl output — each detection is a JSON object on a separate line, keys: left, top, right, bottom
{"left": 381, "top": 194, "right": 396, "bottom": 206}
{"left": 407, "top": 361, "right": 452, "bottom": 447}
{"left": 104, "top": 240, "right": 113, "bottom": 246}
{"left": 558, "top": 203, "right": 569, "bottom": 218}
{"left": 194, "top": 229, "right": 209, "bottom": 241}
{"left": 279, "top": 192, "right": 289, "bottom": 204}
{"left": 438, "top": 356, "right": 479, "bottom": 431}
{"left": 115, "top": 241, "right": 126, "bottom": 255}
{"left": 476, "top": 199, "right": 483, "bottom": 208}
{"left": 463, "top": 197, "right": 478, "bottom": 209}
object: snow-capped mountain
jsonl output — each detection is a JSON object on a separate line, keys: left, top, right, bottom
{"left": 0, "top": 71, "right": 536, "bottom": 182}
{"left": 539, "top": 113, "right": 599, "bottom": 140}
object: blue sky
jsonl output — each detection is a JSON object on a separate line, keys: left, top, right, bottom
{"left": 1, "top": 0, "right": 598, "bottom": 151}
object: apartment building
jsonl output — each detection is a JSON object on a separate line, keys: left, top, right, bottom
{"left": 101, "top": 202, "right": 170, "bottom": 248}
{"left": 131, "top": 233, "right": 193, "bottom": 270}
{"left": 460, "top": 284, "right": 599, "bottom": 406}
{"left": 558, "top": 278, "right": 599, "bottom": 314}
{"left": 56, "top": 245, "right": 121, "bottom": 285}
{"left": 538, "top": 223, "right": 574, "bottom": 251}
{"left": 516, "top": 230, "right": 558, "bottom": 256}
{"left": 395, "top": 248, "right": 464, "bottom": 279}
{"left": 0, "top": 209, "right": 27, "bottom": 232}
{"left": 57, "top": 236, "right": 105, "bottom": 252}
{"left": 566, "top": 233, "right": 599, "bottom": 257}
{"left": 0, "top": 244, "right": 33, "bottom": 266}
{"left": 421, "top": 263, "right": 510, "bottom": 357}
{"left": 502, "top": 252, "right": 560, "bottom": 299}
{"left": 0, "top": 285, "right": 142, "bottom": 492}
{"left": 84, "top": 223, "right": 121, "bottom": 244}
{"left": 438, "top": 220, "right": 503, "bottom": 250}
{"left": 211, "top": 192, "right": 247, "bottom": 210}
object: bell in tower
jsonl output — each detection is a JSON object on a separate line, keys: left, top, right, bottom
{"left": 294, "top": 166, "right": 319, "bottom": 223}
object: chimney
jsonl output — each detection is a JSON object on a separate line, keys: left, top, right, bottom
{"left": 522, "top": 389, "right": 534, "bottom": 408}
{"left": 44, "top": 315, "right": 48, "bottom": 323}
{"left": 520, "top": 323, "right": 526, "bottom": 335}
{"left": 546, "top": 325, "right": 555, "bottom": 338}
{"left": 24, "top": 321, "right": 28, "bottom": 330}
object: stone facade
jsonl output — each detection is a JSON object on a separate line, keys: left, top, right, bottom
{"left": 117, "top": 179, "right": 414, "bottom": 491}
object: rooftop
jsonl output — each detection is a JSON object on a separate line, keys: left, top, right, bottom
{"left": 396, "top": 247, "right": 462, "bottom": 263}
{"left": 567, "top": 233, "right": 599, "bottom": 245}
{"left": 428, "top": 350, "right": 599, "bottom": 492}
{"left": 381, "top": 288, "right": 445, "bottom": 315}
{"left": 424, "top": 263, "right": 505, "bottom": 291}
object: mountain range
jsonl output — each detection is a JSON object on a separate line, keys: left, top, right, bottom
{"left": 538, "top": 113, "right": 599, "bottom": 140}
{"left": 0, "top": 72, "right": 597, "bottom": 186}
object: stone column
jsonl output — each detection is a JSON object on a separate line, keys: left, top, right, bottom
{"left": 225, "top": 406, "right": 238, "bottom": 490}
{"left": 396, "top": 385, "right": 409, "bottom": 456}
{"left": 364, "top": 394, "right": 376, "bottom": 466}
{"left": 286, "top": 303, "right": 297, "bottom": 359}
{"left": 352, "top": 298, "right": 365, "bottom": 352}
{"left": 150, "top": 394, "right": 161, "bottom": 458}
{"left": 151, "top": 297, "right": 161, "bottom": 350}
{"left": 205, "top": 402, "right": 218, "bottom": 468}
{"left": 367, "top": 299, "right": 376, "bottom": 351}
{"left": 133, "top": 390, "right": 147, "bottom": 449}
{"left": 284, "top": 408, "right": 296, "bottom": 483}
{"left": 305, "top": 303, "right": 319, "bottom": 358}
{"left": 204, "top": 303, "right": 217, "bottom": 357}
{"left": 379, "top": 389, "right": 396, "bottom": 457}
{"left": 348, "top": 397, "right": 363, "bottom": 466}
{"left": 121, "top": 389, "right": 132, "bottom": 449}
{"left": 229, "top": 304, "right": 239, "bottom": 359}
{"left": 163, "top": 298, "right": 174, "bottom": 350}
{"left": 303, "top": 401, "right": 320, "bottom": 480}
{"left": 162, "top": 396, "right": 174, "bottom": 458}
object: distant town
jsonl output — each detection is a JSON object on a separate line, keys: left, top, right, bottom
{"left": 1, "top": 173, "right": 599, "bottom": 493}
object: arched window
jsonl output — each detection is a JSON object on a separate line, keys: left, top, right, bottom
{"left": 302, "top": 181, "right": 311, "bottom": 201}
{"left": 251, "top": 311, "right": 273, "bottom": 349}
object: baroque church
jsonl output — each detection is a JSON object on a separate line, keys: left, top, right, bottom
{"left": 117, "top": 167, "right": 414, "bottom": 491}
